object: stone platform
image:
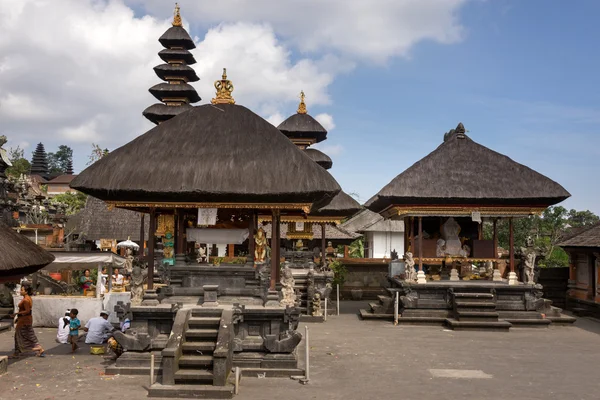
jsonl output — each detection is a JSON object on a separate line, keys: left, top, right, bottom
{"left": 360, "top": 278, "right": 576, "bottom": 330}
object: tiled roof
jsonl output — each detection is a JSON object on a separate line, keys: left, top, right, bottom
{"left": 558, "top": 222, "right": 600, "bottom": 248}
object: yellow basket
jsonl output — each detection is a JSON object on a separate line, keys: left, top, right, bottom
{"left": 90, "top": 345, "right": 105, "bottom": 355}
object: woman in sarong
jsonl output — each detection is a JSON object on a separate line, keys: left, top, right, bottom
{"left": 10, "top": 284, "right": 45, "bottom": 358}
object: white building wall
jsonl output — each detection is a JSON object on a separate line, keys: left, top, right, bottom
{"left": 366, "top": 231, "right": 404, "bottom": 259}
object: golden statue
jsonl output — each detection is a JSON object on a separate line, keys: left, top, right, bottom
{"left": 254, "top": 227, "right": 267, "bottom": 263}
{"left": 297, "top": 90, "right": 307, "bottom": 114}
{"left": 172, "top": 3, "right": 182, "bottom": 27}
{"left": 211, "top": 68, "right": 235, "bottom": 104}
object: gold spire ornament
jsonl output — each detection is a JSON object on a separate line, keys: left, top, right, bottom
{"left": 211, "top": 68, "right": 235, "bottom": 105}
{"left": 297, "top": 90, "right": 307, "bottom": 114}
{"left": 172, "top": 3, "right": 182, "bottom": 27}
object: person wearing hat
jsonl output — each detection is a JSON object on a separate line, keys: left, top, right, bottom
{"left": 83, "top": 311, "right": 115, "bottom": 344}
{"left": 56, "top": 309, "right": 71, "bottom": 344}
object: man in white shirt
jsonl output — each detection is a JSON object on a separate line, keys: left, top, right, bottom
{"left": 83, "top": 311, "right": 115, "bottom": 344}
{"left": 56, "top": 310, "right": 71, "bottom": 344}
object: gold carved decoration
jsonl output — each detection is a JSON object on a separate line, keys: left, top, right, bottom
{"left": 297, "top": 90, "right": 307, "bottom": 114}
{"left": 286, "top": 221, "right": 314, "bottom": 240}
{"left": 172, "top": 3, "right": 182, "bottom": 27}
{"left": 211, "top": 68, "right": 235, "bottom": 105}
{"left": 156, "top": 215, "right": 175, "bottom": 237}
{"left": 259, "top": 215, "right": 343, "bottom": 225}
{"left": 108, "top": 201, "right": 311, "bottom": 213}
{"left": 381, "top": 205, "right": 546, "bottom": 219}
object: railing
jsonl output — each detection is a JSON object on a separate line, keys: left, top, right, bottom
{"left": 213, "top": 309, "right": 234, "bottom": 386}
{"left": 160, "top": 308, "right": 190, "bottom": 385}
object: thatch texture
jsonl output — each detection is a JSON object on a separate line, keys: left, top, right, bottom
{"left": 263, "top": 222, "right": 360, "bottom": 240}
{"left": 277, "top": 113, "right": 327, "bottom": 143}
{"left": 158, "top": 26, "right": 196, "bottom": 49}
{"left": 558, "top": 222, "right": 600, "bottom": 248}
{"left": 159, "top": 49, "right": 196, "bottom": 64}
{"left": 67, "top": 196, "right": 148, "bottom": 241}
{"left": 312, "top": 191, "right": 362, "bottom": 217}
{"left": 341, "top": 209, "right": 404, "bottom": 233}
{"left": 149, "top": 83, "right": 201, "bottom": 103}
{"left": 154, "top": 64, "right": 199, "bottom": 82}
{"left": 0, "top": 222, "right": 55, "bottom": 279}
{"left": 71, "top": 104, "right": 341, "bottom": 206}
{"left": 143, "top": 103, "right": 193, "bottom": 125}
{"left": 366, "top": 126, "right": 570, "bottom": 212}
{"left": 304, "top": 148, "right": 332, "bottom": 170}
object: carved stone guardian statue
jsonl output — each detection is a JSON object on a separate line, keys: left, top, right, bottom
{"left": 523, "top": 251, "right": 536, "bottom": 285}
{"left": 404, "top": 252, "right": 417, "bottom": 282}
{"left": 311, "top": 292, "right": 322, "bottom": 317}
{"left": 279, "top": 263, "right": 296, "bottom": 307}
{"left": 130, "top": 262, "right": 148, "bottom": 305}
{"left": 254, "top": 227, "right": 267, "bottom": 263}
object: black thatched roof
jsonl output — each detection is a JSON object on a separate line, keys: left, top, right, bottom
{"left": 341, "top": 209, "right": 404, "bottom": 233}
{"left": 0, "top": 222, "right": 55, "bottom": 279}
{"left": 149, "top": 83, "right": 201, "bottom": 103}
{"left": 71, "top": 104, "right": 341, "bottom": 205}
{"left": 278, "top": 113, "right": 327, "bottom": 144}
{"left": 304, "top": 148, "right": 332, "bottom": 170}
{"left": 263, "top": 222, "right": 361, "bottom": 240}
{"left": 159, "top": 26, "right": 195, "bottom": 50}
{"left": 558, "top": 222, "right": 600, "bottom": 249}
{"left": 312, "top": 191, "right": 362, "bottom": 217}
{"left": 365, "top": 123, "right": 570, "bottom": 212}
{"left": 154, "top": 64, "right": 199, "bottom": 82}
{"left": 67, "top": 196, "right": 148, "bottom": 241}
{"left": 142, "top": 103, "right": 193, "bottom": 125}
{"left": 159, "top": 49, "right": 196, "bottom": 64}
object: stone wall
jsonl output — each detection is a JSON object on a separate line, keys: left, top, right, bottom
{"left": 340, "top": 260, "right": 388, "bottom": 300}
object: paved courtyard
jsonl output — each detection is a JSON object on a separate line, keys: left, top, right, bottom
{"left": 1, "top": 302, "right": 599, "bottom": 400}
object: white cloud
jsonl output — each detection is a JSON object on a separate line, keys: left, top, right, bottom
{"left": 315, "top": 113, "right": 336, "bottom": 131}
{"left": 129, "top": 0, "right": 467, "bottom": 63}
{"left": 266, "top": 112, "right": 285, "bottom": 127}
{"left": 313, "top": 143, "right": 344, "bottom": 157}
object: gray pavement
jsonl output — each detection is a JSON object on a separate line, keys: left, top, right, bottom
{"left": 1, "top": 302, "right": 599, "bottom": 400}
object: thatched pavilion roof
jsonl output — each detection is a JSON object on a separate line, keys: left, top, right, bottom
{"left": 67, "top": 196, "right": 148, "bottom": 242}
{"left": 0, "top": 222, "right": 55, "bottom": 280}
{"left": 304, "top": 148, "right": 332, "bottom": 170}
{"left": 558, "top": 222, "right": 600, "bottom": 249}
{"left": 278, "top": 113, "right": 327, "bottom": 144}
{"left": 366, "top": 123, "right": 570, "bottom": 213}
{"left": 312, "top": 191, "right": 362, "bottom": 217}
{"left": 71, "top": 104, "right": 341, "bottom": 207}
{"left": 263, "top": 222, "right": 360, "bottom": 240}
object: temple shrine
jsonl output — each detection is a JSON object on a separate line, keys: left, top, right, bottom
{"left": 360, "top": 123, "right": 575, "bottom": 330}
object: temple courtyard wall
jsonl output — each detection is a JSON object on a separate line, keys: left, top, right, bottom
{"left": 1, "top": 302, "right": 599, "bottom": 400}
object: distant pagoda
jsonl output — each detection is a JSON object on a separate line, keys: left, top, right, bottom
{"left": 30, "top": 143, "right": 49, "bottom": 177}
{"left": 65, "top": 158, "right": 74, "bottom": 175}
{"left": 277, "top": 91, "right": 328, "bottom": 149}
{"left": 143, "top": 3, "right": 201, "bottom": 125}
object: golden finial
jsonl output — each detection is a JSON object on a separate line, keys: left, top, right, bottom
{"left": 297, "top": 90, "right": 307, "bottom": 114}
{"left": 211, "top": 68, "right": 235, "bottom": 105}
{"left": 172, "top": 3, "right": 182, "bottom": 27}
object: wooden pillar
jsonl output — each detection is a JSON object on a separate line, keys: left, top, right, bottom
{"left": 492, "top": 218, "right": 498, "bottom": 259}
{"left": 418, "top": 216, "right": 423, "bottom": 272}
{"left": 139, "top": 213, "right": 145, "bottom": 261}
{"left": 176, "top": 210, "right": 186, "bottom": 255}
{"left": 270, "top": 210, "right": 279, "bottom": 290}
{"left": 148, "top": 208, "right": 156, "bottom": 290}
{"left": 275, "top": 212, "right": 281, "bottom": 283}
{"left": 403, "top": 216, "right": 409, "bottom": 255}
{"left": 248, "top": 211, "right": 256, "bottom": 262}
{"left": 509, "top": 217, "right": 515, "bottom": 273}
{"left": 321, "top": 223, "right": 326, "bottom": 267}
{"left": 228, "top": 244, "right": 235, "bottom": 258}
{"left": 409, "top": 216, "right": 414, "bottom": 252}
{"left": 478, "top": 219, "right": 483, "bottom": 240}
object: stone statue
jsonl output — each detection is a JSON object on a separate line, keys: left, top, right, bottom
{"left": 295, "top": 239, "right": 304, "bottom": 250}
{"left": 254, "top": 227, "right": 267, "bottom": 263}
{"left": 196, "top": 244, "right": 207, "bottom": 264}
{"left": 279, "top": 264, "right": 296, "bottom": 307}
{"left": 485, "top": 260, "right": 494, "bottom": 277}
{"left": 130, "top": 263, "right": 148, "bottom": 305}
{"left": 436, "top": 239, "right": 446, "bottom": 257}
{"left": 311, "top": 292, "right": 322, "bottom": 317}
{"left": 325, "top": 241, "right": 335, "bottom": 256}
{"left": 124, "top": 247, "right": 134, "bottom": 274}
{"left": 441, "top": 217, "right": 462, "bottom": 256}
{"left": 523, "top": 251, "right": 536, "bottom": 285}
{"left": 404, "top": 252, "right": 417, "bottom": 282}
{"left": 459, "top": 244, "right": 470, "bottom": 258}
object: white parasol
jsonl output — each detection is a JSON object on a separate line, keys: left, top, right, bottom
{"left": 116, "top": 236, "right": 140, "bottom": 250}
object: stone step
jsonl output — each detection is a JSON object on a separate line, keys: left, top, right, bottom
{"left": 178, "top": 355, "right": 214, "bottom": 367}
{"left": 453, "top": 292, "right": 494, "bottom": 300}
{"left": 358, "top": 309, "right": 392, "bottom": 320}
{"left": 377, "top": 295, "right": 393, "bottom": 306}
{"left": 191, "top": 309, "right": 223, "bottom": 318}
{"left": 148, "top": 383, "right": 233, "bottom": 399}
{"left": 188, "top": 317, "right": 221, "bottom": 328}
{"left": 0, "top": 322, "right": 11, "bottom": 334}
{"left": 456, "top": 311, "right": 499, "bottom": 322}
{"left": 445, "top": 318, "right": 511, "bottom": 332}
{"left": 397, "top": 316, "right": 446, "bottom": 326}
{"left": 182, "top": 342, "right": 216, "bottom": 353}
{"left": 173, "top": 369, "right": 214, "bottom": 384}
{"left": 185, "top": 329, "right": 219, "bottom": 339}
{"left": 454, "top": 301, "right": 496, "bottom": 310}
{"left": 504, "top": 318, "right": 551, "bottom": 328}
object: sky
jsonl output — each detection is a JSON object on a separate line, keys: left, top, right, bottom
{"left": 1, "top": 0, "right": 599, "bottom": 214}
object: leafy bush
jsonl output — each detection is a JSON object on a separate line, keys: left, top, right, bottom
{"left": 329, "top": 260, "right": 347, "bottom": 286}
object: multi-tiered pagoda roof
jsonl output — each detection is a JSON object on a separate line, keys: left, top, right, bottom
{"left": 143, "top": 4, "right": 200, "bottom": 125}
{"left": 30, "top": 142, "right": 49, "bottom": 178}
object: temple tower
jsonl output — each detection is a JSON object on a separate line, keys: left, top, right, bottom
{"left": 277, "top": 91, "right": 328, "bottom": 149}
{"left": 30, "top": 142, "right": 49, "bottom": 177}
{"left": 143, "top": 4, "right": 201, "bottom": 125}
{"left": 65, "top": 158, "right": 74, "bottom": 175}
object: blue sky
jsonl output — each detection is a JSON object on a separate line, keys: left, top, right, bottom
{"left": 2, "top": 0, "right": 598, "bottom": 214}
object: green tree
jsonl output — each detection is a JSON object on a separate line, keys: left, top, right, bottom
{"left": 47, "top": 145, "right": 73, "bottom": 174}
{"left": 51, "top": 191, "right": 87, "bottom": 215}
{"left": 87, "top": 143, "right": 109, "bottom": 166}
{"left": 5, "top": 146, "right": 31, "bottom": 177}
{"left": 567, "top": 209, "right": 599, "bottom": 228}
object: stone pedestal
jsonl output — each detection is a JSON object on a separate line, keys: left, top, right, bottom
{"left": 508, "top": 272, "right": 518, "bottom": 286}
{"left": 0, "top": 355, "right": 7, "bottom": 375}
{"left": 449, "top": 269, "right": 460, "bottom": 281}
{"left": 202, "top": 285, "right": 219, "bottom": 307}
{"left": 174, "top": 254, "right": 186, "bottom": 267}
{"left": 492, "top": 269, "right": 502, "bottom": 282}
{"left": 264, "top": 290, "right": 280, "bottom": 307}
{"left": 141, "top": 289, "right": 160, "bottom": 306}
{"left": 416, "top": 271, "right": 427, "bottom": 284}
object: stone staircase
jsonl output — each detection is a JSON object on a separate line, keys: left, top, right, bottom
{"left": 445, "top": 292, "right": 512, "bottom": 331}
{"left": 148, "top": 308, "right": 234, "bottom": 399}
{"left": 0, "top": 308, "right": 12, "bottom": 334}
